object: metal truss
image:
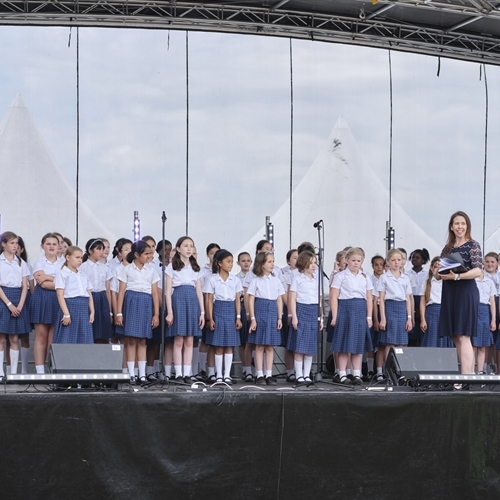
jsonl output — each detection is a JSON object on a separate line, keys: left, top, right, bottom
{"left": 0, "top": 0, "right": 500, "bottom": 65}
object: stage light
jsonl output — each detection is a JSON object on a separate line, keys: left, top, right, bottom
{"left": 6, "top": 373, "right": 131, "bottom": 384}
{"left": 386, "top": 226, "right": 395, "bottom": 251}
{"left": 133, "top": 211, "right": 141, "bottom": 241}
{"left": 265, "top": 216, "right": 274, "bottom": 246}
{"left": 417, "top": 374, "right": 500, "bottom": 384}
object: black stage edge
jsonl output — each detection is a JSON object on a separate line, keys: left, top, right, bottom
{"left": 2, "top": 389, "right": 500, "bottom": 499}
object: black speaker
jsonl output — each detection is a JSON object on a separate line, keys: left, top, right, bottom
{"left": 385, "top": 347, "right": 459, "bottom": 385}
{"left": 49, "top": 344, "right": 123, "bottom": 374}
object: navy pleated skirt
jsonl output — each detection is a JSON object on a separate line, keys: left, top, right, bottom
{"left": 472, "top": 303, "right": 494, "bottom": 347}
{"left": 206, "top": 300, "right": 240, "bottom": 347}
{"left": 167, "top": 285, "right": 201, "bottom": 337}
{"left": 331, "top": 298, "right": 373, "bottom": 354}
{"left": 115, "top": 290, "right": 153, "bottom": 339}
{"left": 439, "top": 279, "right": 479, "bottom": 337}
{"left": 421, "top": 304, "right": 453, "bottom": 348}
{"left": 0, "top": 287, "right": 31, "bottom": 334}
{"left": 287, "top": 302, "right": 318, "bottom": 355}
{"left": 250, "top": 297, "right": 281, "bottom": 346}
{"left": 92, "top": 290, "right": 114, "bottom": 341}
{"left": 30, "top": 286, "right": 59, "bottom": 325}
{"left": 379, "top": 300, "right": 408, "bottom": 346}
{"left": 53, "top": 296, "right": 93, "bottom": 344}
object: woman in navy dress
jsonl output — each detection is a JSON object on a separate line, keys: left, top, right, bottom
{"left": 438, "top": 211, "right": 483, "bottom": 375}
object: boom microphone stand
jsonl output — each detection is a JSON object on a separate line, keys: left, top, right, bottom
{"left": 160, "top": 211, "right": 167, "bottom": 375}
{"left": 313, "top": 219, "right": 326, "bottom": 382}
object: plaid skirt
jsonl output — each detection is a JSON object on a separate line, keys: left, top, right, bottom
{"left": 92, "top": 291, "right": 114, "bottom": 341}
{"left": 379, "top": 300, "right": 408, "bottom": 346}
{"left": 331, "top": 298, "right": 373, "bottom": 354}
{"left": 206, "top": 300, "right": 240, "bottom": 347}
{"left": 0, "top": 287, "right": 31, "bottom": 334}
{"left": 115, "top": 290, "right": 153, "bottom": 339}
{"left": 472, "top": 303, "right": 494, "bottom": 347}
{"left": 421, "top": 304, "right": 453, "bottom": 348}
{"left": 53, "top": 296, "right": 93, "bottom": 344}
{"left": 167, "top": 285, "right": 201, "bottom": 337}
{"left": 287, "top": 302, "right": 318, "bottom": 355}
{"left": 250, "top": 297, "right": 281, "bottom": 346}
{"left": 30, "top": 286, "right": 59, "bottom": 325}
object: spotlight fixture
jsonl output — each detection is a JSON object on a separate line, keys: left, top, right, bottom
{"left": 265, "top": 216, "right": 274, "bottom": 246}
{"left": 133, "top": 211, "right": 141, "bottom": 241}
{"left": 386, "top": 225, "right": 395, "bottom": 251}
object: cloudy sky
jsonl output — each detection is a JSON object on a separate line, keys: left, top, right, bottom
{"left": 0, "top": 26, "right": 499, "bottom": 263}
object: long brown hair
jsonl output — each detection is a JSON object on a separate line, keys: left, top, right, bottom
{"left": 0, "top": 231, "right": 21, "bottom": 266}
{"left": 424, "top": 256, "right": 440, "bottom": 304}
{"left": 171, "top": 236, "right": 200, "bottom": 272}
{"left": 443, "top": 211, "right": 472, "bottom": 255}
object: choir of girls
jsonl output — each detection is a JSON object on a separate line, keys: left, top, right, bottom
{"left": 7, "top": 224, "right": 500, "bottom": 383}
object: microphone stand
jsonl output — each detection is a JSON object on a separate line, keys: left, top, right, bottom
{"left": 314, "top": 221, "right": 326, "bottom": 382}
{"left": 160, "top": 211, "right": 167, "bottom": 376}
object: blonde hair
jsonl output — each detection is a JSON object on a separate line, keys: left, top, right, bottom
{"left": 62, "top": 246, "right": 83, "bottom": 268}
{"left": 386, "top": 248, "right": 404, "bottom": 261}
{"left": 345, "top": 247, "right": 365, "bottom": 261}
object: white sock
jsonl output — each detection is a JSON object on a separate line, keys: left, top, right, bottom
{"left": 21, "top": 347, "right": 29, "bottom": 374}
{"left": 215, "top": 354, "right": 223, "bottom": 378}
{"left": 191, "top": 346, "right": 200, "bottom": 375}
{"left": 367, "top": 358, "right": 374, "bottom": 372}
{"left": 146, "top": 365, "right": 153, "bottom": 376}
{"left": 164, "top": 365, "right": 172, "bottom": 378}
{"left": 198, "top": 351, "right": 207, "bottom": 372}
{"left": 138, "top": 361, "right": 146, "bottom": 378}
{"left": 127, "top": 361, "right": 135, "bottom": 377}
{"left": 339, "top": 370, "right": 347, "bottom": 378}
{"left": 10, "top": 349, "right": 19, "bottom": 375}
{"left": 256, "top": 370, "right": 264, "bottom": 378}
{"left": 122, "top": 367, "right": 128, "bottom": 374}
{"left": 243, "top": 365, "right": 251, "bottom": 375}
{"left": 6, "top": 365, "right": 11, "bottom": 375}
{"left": 36, "top": 364, "right": 45, "bottom": 374}
{"left": 286, "top": 369, "right": 294, "bottom": 377}
{"left": 134, "top": 367, "right": 139, "bottom": 376}
{"left": 153, "top": 359, "right": 160, "bottom": 373}
{"left": 207, "top": 366, "right": 215, "bottom": 377}
{"left": 294, "top": 360, "right": 303, "bottom": 379}
{"left": 346, "top": 368, "right": 352, "bottom": 376}
{"left": 377, "top": 367, "right": 383, "bottom": 374}
{"left": 353, "top": 369, "right": 361, "bottom": 378}
{"left": 174, "top": 365, "right": 182, "bottom": 377}
{"left": 0, "top": 351, "right": 6, "bottom": 376}
{"left": 183, "top": 364, "right": 191, "bottom": 377}
{"left": 266, "top": 369, "right": 272, "bottom": 378}
{"left": 224, "top": 353, "right": 233, "bottom": 379}
{"left": 303, "top": 356, "right": 313, "bottom": 379}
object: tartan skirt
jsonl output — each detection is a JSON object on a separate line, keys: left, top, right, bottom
{"left": 167, "top": 285, "right": 201, "bottom": 337}
{"left": 0, "top": 287, "right": 31, "bottom": 334}
{"left": 378, "top": 300, "right": 408, "bottom": 346}
{"left": 206, "top": 300, "right": 240, "bottom": 347}
{"left": 287, "top": 302, "right": 318, "bottom": 355}
{"left": 53, "top": 296, "right": 93, "bottom": 344}
{"left": 331, "top": 298, "right": 373, "bottom": 354}
{"left": 115, "top": 290, "right": 153, "bottom": 339}
{"left": 472, "top": 303, "right": 494, "bottom": 347}
{"left": 421, "top": 304, "right": 453, "bottom": 348}
{"left": 92, "top": 291, "right": 114, "bottom": 341}
{"left": 250, "top": 297, "right": 281, "bottom": 346}
{"left": 30, "top": 286, "right": 59, "bottom": 325}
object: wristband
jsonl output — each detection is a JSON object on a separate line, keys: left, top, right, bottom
{"left": 251, "top": 316, "right": 256, "bottom": 320}
{"left": 110, "top": 312, "right": 114, "bottom": 316}
{"left": 201, "top": 311, "right": 205, "bottom": 315}
{"left": 236, "top": 314, "right": 241, "bottom": 318}
{"left": 63, "top": 315, "right": 70, "bottom": 319}
{"left": 116, "top": 313, "right": 123, "bottom": 317}
{"left": 6, "top": 302, "right": 12, "bottom": 307}
{"left": 288, "top": 314, "right": 293, "bottom": 317}
{"left": 367, "top": 316, "right": 372, "bottom": 320}
{"left": 407, "top": 315, "right": 412, "bottom": 319}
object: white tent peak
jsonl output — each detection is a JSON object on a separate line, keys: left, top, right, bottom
{"left": 11, "top": 93, "right": 25, "bottom": 107}
{"left": 237, "top": 116, "right": 441, "bottom": 267}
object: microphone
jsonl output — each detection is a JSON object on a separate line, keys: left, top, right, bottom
{"left": 313, "top": 219, "right": 323, "bottom": 228}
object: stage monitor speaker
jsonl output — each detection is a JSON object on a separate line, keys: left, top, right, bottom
{"left": 49, "top": 344, "right": 123, "bottom": 374}
{"left": 385, "top": 347, "right": 459, "bottom": 385}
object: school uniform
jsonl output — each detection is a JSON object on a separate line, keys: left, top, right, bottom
{"left": 377, "top": 271, "right": 412, "bottom": 346}
{"left": 473, "top": 278, "right": 495, "bottom": 348}
{"left": 369, "top": 274, "right": 382, "bottom": 348}
{"left": 287, "top": 272, "right": 319, "bottom": 355}
{"left": 115, "top": 262, "right": 160, "bottom": 339}
{"left": 247, "top": 274, "right": 285, "bottom": 346}
{"left": 330, "top": 269, "right": 373, "bottom": 354}
{"left": 80, "top": 259, "right": 113, "bottom": 341}
{"left": 30, "top": 256, "right": 61, "bottom": 325}
{"left": 53, "top": 266, "right": 93, "bottom": 344}
{"left": 236, "top": 270, "right": 249, "bottom": 344}
{"left": 420, "top": 278, "right": 452, "bottom": 348}
{"left": 203, "top": 274, "right": 243, "bottom": 347}
{"left": 407, "top": 268, "right": 427, "bottom": 345}
{"left": 165, "top": 263, "right": 201, "bottom": 338}
{"left": 148, "top": 260, "right": 168, "bottom": 345}
{"left": 0, "top": 254, "right": 31, "bottom": 334}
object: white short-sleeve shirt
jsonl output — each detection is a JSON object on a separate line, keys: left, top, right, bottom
{"left": 407, "top": 269, "right": 427, "bottom": 296}
{"left": 377, "top": 272, "right": 412, "bottom": 301}
{"left": 33, "top": 256, "right": 61, "bottom": 277}
{"left": 420, "top": 277, "right": 442, "bottom": 306}
{"left": 247, "top": 274, "right": 285, "bottom": 300}
{"left": 290, "top": 273, "right": 319, "bottom": 304}
{"left": 80, "top": 260, "right": 108, "bottom": 292}
{"left": 165, "top": 263, "right": 200, "bottom": 288}
{"left": 332, "top": 269, "right": 373, "bottom": 300}
{"left": 0, "top": 254, "right": 30, "bottom": 288}
{"left": 203, "top": 274, "right": 243, "bottom": 301}
{"left": 118, "top": 262, "right": 160, "bottom": 294}
{"left": 55, "top": 266, "right": 93, "bottom": 298}
{"left": 476, "top": 277, "right": 496, "bottom": 305}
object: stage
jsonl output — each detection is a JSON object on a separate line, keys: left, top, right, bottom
{"left": 2, "top": 379, "right": 500, "bottom": 499}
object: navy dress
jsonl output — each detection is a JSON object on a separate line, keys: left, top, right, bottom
{"left": 438, "top": 240, "right": 482, "bottom": 338}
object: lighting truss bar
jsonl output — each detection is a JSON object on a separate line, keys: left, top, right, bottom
{"left": 7, "top": 373, "right": 131, "bottom": 383}
{"left": 417, "top": 374, "right": 500, "bottom": 384}
{"left": 0, "top": 2, "right": 498, "bottom": 65}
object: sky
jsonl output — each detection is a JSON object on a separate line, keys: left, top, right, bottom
{"left": 0, "top": 25, "right": 499, "bottom": 264}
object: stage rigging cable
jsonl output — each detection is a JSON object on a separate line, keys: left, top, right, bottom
{"left": 481, "top": 63, "right": 489, "bottom": 251}
{"left": 185, "top": 31, "right": 190, "bottom": 236}
{"left": 289, "top": 39, "right": 294, "bottom": 249}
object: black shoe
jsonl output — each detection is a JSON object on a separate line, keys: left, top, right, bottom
{"left": 243, "top": 373, "right": 254, "bottom": 382}
{"left": 265, "top": 376, "right": 277, "bottom": 386}
{"left": 146, "top": 373, "right": 158, "bottom": 382}
{"left": 129, "top": 376, "right": 137, "bottom": 385}
{"left": 224, "top": 377, "right": 236, "bottom": 385}
{"left": 332, "top": 373, "right": 341, "bottom": 383}
{"left": 138, "top": 376, "right": 148, "bottom": 386}
{"left": 295, "top": 376, "right": 306, "bottom": 386}
{"left": 195, "top": 370, "right": 207, "bottom": 381}
{"left": 340, "top": 375, "right": 352, "bottom": 385}
{"left": 347, "top": 374, "right": 355, "bottom": 382}
{"left": 206, "top": 374, "right": 217, "bottom": 383}
{"left": 352, "top": 376, "right": 363, "bottom": 386}
{"left": 255, "top": 376, "right": 266, "bottom": 385}
{"left": 286, "top": 374, "right": 297, "bottom": 383}
{"left": 175, "top": 375, "right": 184, "bottom": 383}
{"left": 304, "top": 376, "right": 313, "bottom": 384}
